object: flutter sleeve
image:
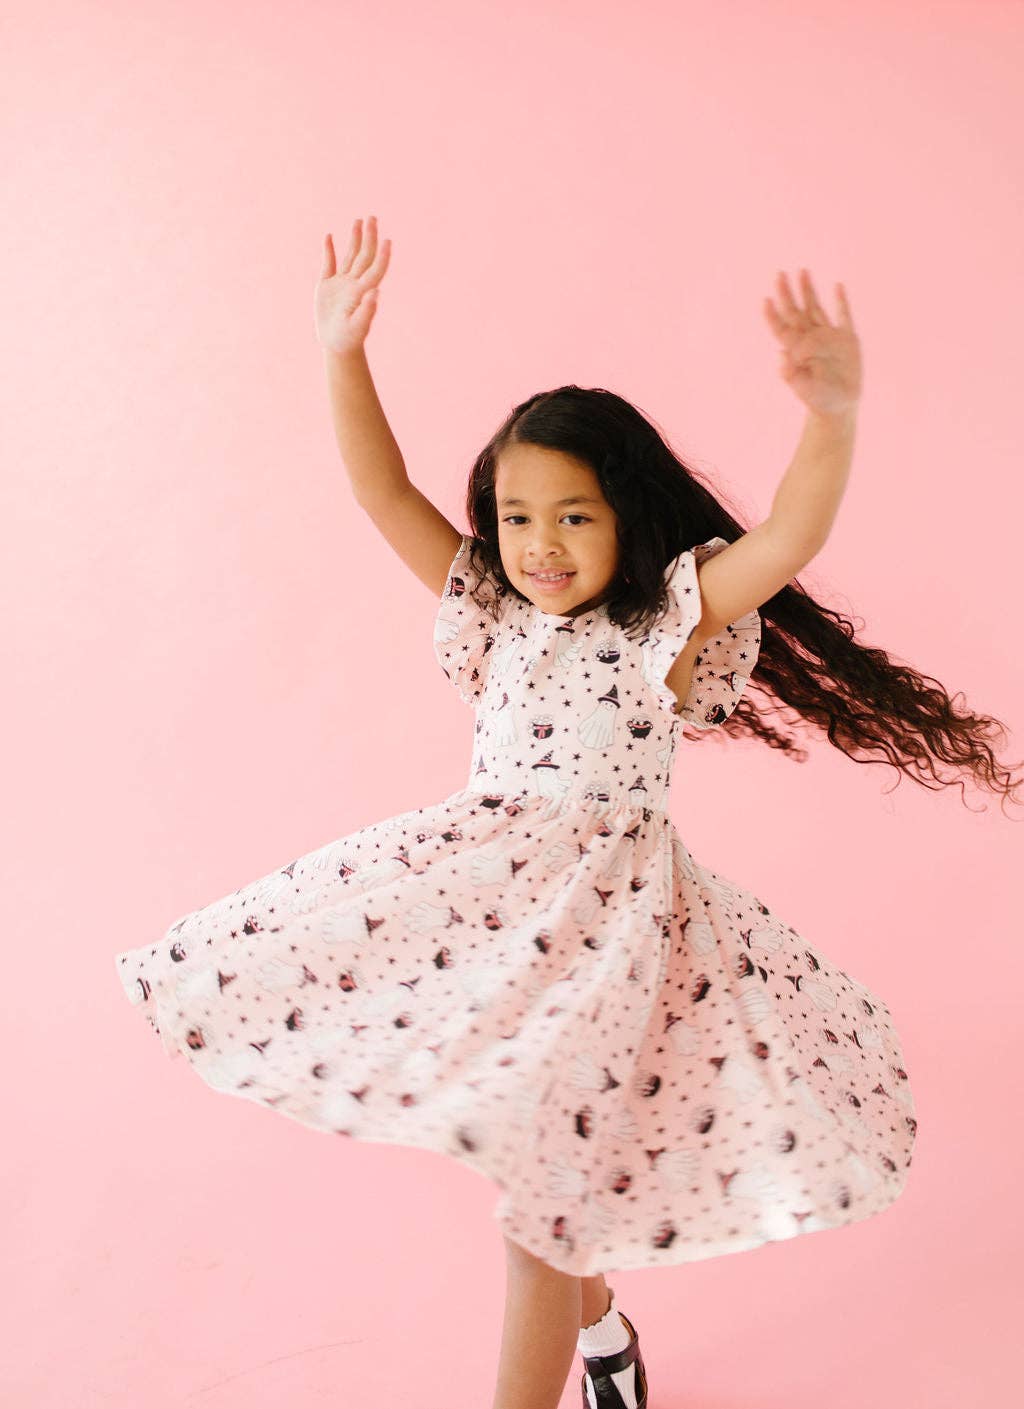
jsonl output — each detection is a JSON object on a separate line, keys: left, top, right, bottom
{"left": 433, "top": 533, "right": 508, "bottom": 707}
{"left": 646, "top": 535, "right": 761, "bottom": 728}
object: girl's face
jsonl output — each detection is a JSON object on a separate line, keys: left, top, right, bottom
{"left": 494, "top": 446, "right": 620, "bottom": 617}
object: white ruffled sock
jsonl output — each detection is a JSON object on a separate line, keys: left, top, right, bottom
{"left": 577, "top": 1286, "right": 639, "bottom": 1409}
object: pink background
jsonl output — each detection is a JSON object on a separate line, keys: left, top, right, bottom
{"left": 4, "top": 2, "right": 1022, "bottom": 1405}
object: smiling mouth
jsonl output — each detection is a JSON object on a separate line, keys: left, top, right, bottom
{"left": 528, "top": 571, "right": 575, "bottom": 590}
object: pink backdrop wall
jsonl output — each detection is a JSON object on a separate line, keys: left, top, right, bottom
{"left": 4, "top": 1, "right": 1021, "bottom": 1405}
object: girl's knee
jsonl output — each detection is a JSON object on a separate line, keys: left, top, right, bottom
{"left": 502, "top": 1234, "right": 569, "bottom": 1274}
{"left": 502, "top": 1233, "right": 534, "bottom": 1262}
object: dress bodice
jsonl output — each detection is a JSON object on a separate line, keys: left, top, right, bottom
{"left": 434, "top": 534, "right": 761, "bottom": 819}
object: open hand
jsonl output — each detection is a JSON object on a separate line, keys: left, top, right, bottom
{"left": 764, "top": 270, "right": 862, "bottom": 417}
{"left": 315, "top": 215, "right": 392, "bottom": 356}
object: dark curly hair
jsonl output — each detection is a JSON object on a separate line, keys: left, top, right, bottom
{"left": 459, "top": 384, "right": 1022, "bottom": 815}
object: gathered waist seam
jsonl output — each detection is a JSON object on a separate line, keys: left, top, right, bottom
{"left": 452, "top": 784, "right": 673, "bottom": 821}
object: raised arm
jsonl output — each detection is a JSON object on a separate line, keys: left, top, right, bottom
{"left": 316, "top": 216, "right": 461, "bottom": 598}
{"left": 694, "top": 407, "right": 857, "bottom": 634}
{"left": 693, "top": 269, "right": 863, "bottom": 636}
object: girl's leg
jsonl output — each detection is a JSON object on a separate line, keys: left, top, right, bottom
{"left": 579, "top": 1273, "right": 612, "bottom": 1328}
{"left": 491, "top": 1234, "right": 582, "bottom": 1409}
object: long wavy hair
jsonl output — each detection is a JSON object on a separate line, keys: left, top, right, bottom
{"left": 460, "top": 385, "right": 1022, "bottom": 814}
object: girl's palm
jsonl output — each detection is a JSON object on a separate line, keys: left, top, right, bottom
{"left": 763, "top": 269, "right": 863, "bottom": 416}
{"left": 315, "top": 215, "right": 391, "bottom": 355}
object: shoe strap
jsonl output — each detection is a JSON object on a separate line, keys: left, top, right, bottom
{"left": 582, "top": 1335, "right": 640, "bottom": 1380}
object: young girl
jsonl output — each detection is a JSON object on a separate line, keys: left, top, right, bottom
{"left": 115, "top": 215, "right": 1020, "bottom": 1409}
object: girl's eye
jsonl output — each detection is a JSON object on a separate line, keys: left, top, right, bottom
{"left": 502, "top": 515, "right": 590, "bottom": 527}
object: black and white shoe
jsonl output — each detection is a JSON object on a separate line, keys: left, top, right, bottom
{"left": 580, "top": 1310, "right": 648, "bottom": 1409}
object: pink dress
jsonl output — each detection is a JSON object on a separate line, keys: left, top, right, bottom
{"left": 115, "top": 533, "right": 917, "bottom": 1276}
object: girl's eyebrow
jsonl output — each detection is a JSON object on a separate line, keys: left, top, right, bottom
{"left": 499, "top": 495, "right": 601, "bottom": 507}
